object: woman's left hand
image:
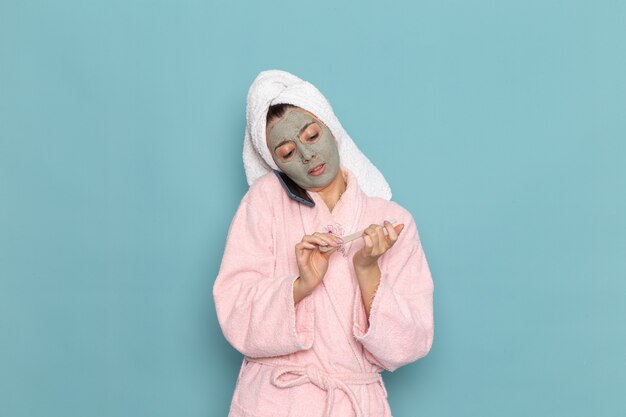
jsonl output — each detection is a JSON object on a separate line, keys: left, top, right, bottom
{"left": 352, "top": 220, "right": 405, "bottom": 270}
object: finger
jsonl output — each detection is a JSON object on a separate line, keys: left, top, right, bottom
{"left": 362, "top": 233, "right": 374, "bottom": 255}
{"left": 384, "top": 220, "right": 398, "bottom": 244}
{"left": 295, "top": 243, "right": 313, "bottom": 265}
{"left": 326, "top": 232, "right": 343, "bottom": 244}
{"left": 296, "top": 241, "right": 317, "bottom": 252}
{"left": 363, "top": 228, "right": 376, "bottom": 246}
{"left": 303, "top": 234, "right": 336, "bottom": 247}
{"left": 367, "top": 225, "right": 384, "bottom": 254}
{"left": 302, "top": 235, "right": 329, "bottom": 247}
{"left": 321, "top": 245, "right": 339, "bottom": 257}
{"left": 375, "top": 225, "right": 386, "bottom": 253}
{"left": 389, "top": 224, "right": 405, "bottom": 249}
{"left": 365, "top": 225, "right": 380, "bottom": 236}
{"left": 312, "top": 232, "right": 342, "bottom": 246}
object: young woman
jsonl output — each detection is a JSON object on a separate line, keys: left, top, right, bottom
{"left": 213, "top": 70, "right": 434, "bottom": 417}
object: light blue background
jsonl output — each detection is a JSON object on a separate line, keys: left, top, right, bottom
{"left": 1, "top": 1, "right": 624, "bottom": 416}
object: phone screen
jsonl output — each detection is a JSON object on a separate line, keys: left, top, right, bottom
{"left": 272, "top": 170, "right": 315, "bottom": 207}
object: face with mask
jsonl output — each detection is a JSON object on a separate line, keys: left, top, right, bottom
{"left": 266, "top": 108, "right": 341, "bottom": 190}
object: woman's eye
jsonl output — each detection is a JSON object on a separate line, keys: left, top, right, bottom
{"left": 283, "top": 151, "right": 293, "bottom": 158}
{"left": 308, "top": 134, "right": 319, "bottom": 141}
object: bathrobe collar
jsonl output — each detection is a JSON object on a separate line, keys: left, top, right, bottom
{"left": 298, "top": 167, "right": 366, "bottom": 252}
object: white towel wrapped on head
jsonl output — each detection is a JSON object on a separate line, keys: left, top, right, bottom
{"left": 243, "top": 69, "right": 392, "bottom": 201}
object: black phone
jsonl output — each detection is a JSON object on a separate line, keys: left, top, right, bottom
{"left": 272, "top": 169, "right": 315, "bottom": 207}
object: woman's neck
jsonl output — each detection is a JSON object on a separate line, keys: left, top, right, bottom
{"left": 309, "top": 169, "right": 347, "bottom": 212}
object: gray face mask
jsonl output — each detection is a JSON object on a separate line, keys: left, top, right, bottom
{"left": 266, "top": 109, "right": 340, "bottom": 190}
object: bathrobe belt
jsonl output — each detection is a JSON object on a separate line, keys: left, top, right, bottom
{"left": 244, "top": 357, "right": 386, "bottom": 417}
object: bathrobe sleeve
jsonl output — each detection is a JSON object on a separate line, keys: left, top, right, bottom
{"left": 213, "top": 187, "right": 315, "bottom": 358}
{"left": 352, "top": 208, "right": 434, "bottom": 372}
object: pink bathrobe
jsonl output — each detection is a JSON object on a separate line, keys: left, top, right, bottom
{"left": 213, "top": 167, "right": 434, "bottom": 417}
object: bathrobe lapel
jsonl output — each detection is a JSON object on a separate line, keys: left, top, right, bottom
{"left": 297, "top": 167, "right": 368, "bottom": 370}
{"left": 300, "top": 167, "right": 364, "bottom": 248}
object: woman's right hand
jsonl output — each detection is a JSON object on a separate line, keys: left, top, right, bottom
{"left": 295, "top": 232, "right": 343, "bottom": 296}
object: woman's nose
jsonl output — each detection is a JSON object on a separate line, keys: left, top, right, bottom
{"left": 297, "top": 143, "right": 316, "bottom": 163}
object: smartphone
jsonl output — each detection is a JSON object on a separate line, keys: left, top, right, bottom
{"left": 272, "top": 169, "right": 315, "bottom": 207}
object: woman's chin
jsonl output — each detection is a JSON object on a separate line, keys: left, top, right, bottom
{"left": 303, "top": 167, "right": 341, "bottom": 191}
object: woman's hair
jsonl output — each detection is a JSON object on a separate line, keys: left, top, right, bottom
{"left": 265, "top": 103, "right": 310, "bottom": 196}
{"left": 266, "top": 103, "right": 298, "bottom": 126}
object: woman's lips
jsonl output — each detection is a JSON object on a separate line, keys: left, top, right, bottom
{"left": 308, "top": 163, "right": 326, "bottom": 176}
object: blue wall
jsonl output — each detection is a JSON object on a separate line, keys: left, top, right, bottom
{"left": 1, "top": 1, "right": 624, "bottom": 416}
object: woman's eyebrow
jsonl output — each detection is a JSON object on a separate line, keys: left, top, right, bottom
{"left": 273, "top": 122, "right": 316, "bottom": 151}
{"left": 298, "top": 121, "right": 315, "bottom": 137}
{"left": 274, "top": 140, "right": 291, "bottom": 151}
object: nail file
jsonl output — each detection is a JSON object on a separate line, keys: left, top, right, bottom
{"left": 319, "top": 218, "right": 398, "bottom": 253}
